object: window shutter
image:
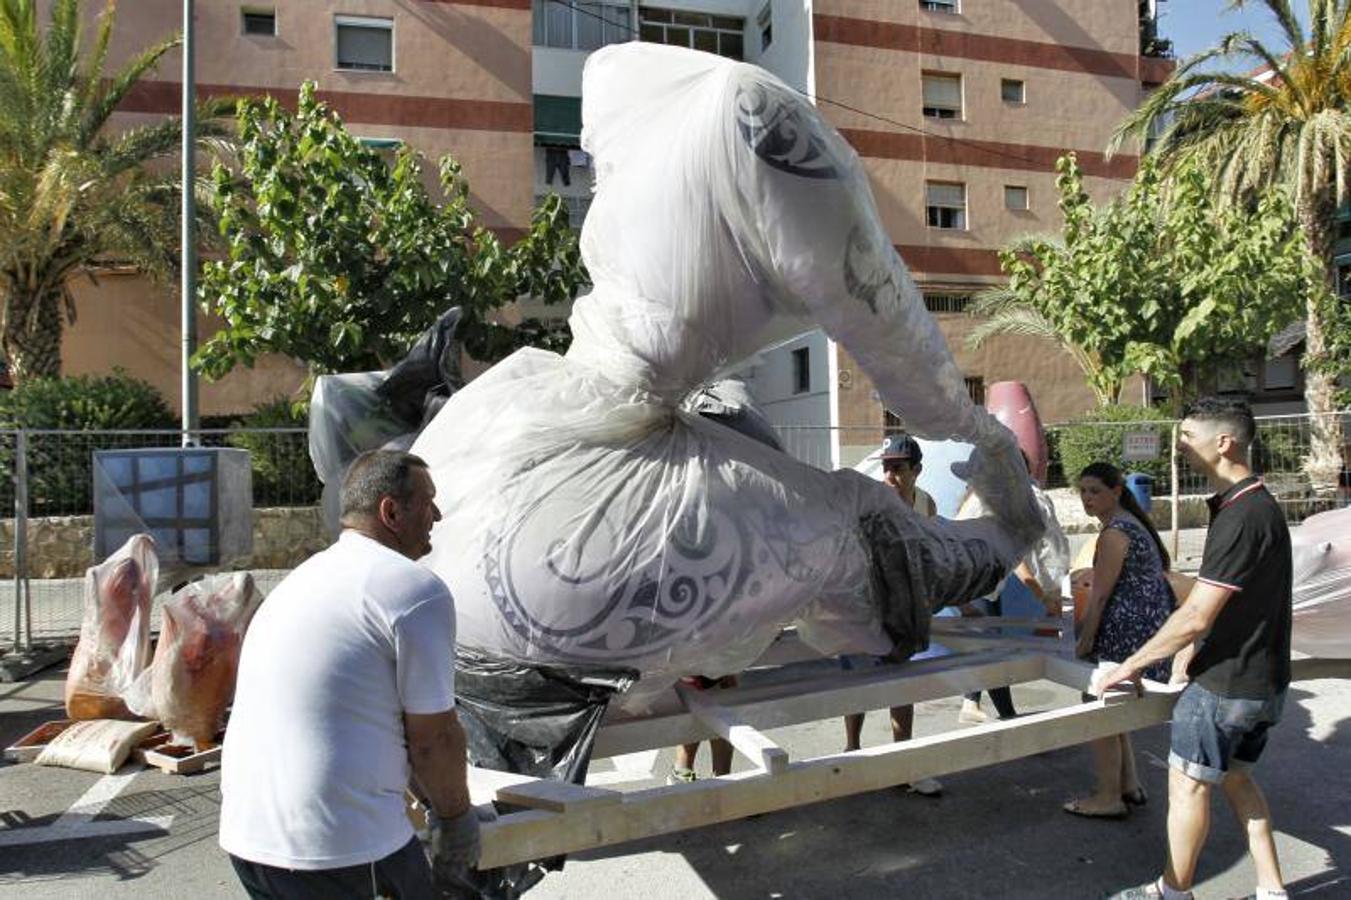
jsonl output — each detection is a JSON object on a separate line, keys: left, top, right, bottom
{"left": 921, "top": 74, "right": 961, "bottom": 109}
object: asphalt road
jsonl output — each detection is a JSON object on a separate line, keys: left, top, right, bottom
{"left": 1, "top": 659, "right": 1347, "bottom": 900}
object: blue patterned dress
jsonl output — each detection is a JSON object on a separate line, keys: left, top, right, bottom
{"left": 1090, "top": 514, "right": 1174, "bottom": 682}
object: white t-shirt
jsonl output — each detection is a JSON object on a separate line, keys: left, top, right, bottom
{"left": 219, "top": 531, "right": 456, "bottom": 870}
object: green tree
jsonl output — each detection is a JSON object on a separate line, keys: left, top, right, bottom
{"left": 195, "top": 82, "right": 587, "bottom": 379}
{"left": 971, "top": 153, "right": 1309, "bottom": 407}
{"left": 1112, "top": 0, "right": 1349, "bottom": 492}
{"left": 0, "top": 0, "right": 230, "bottom": 383}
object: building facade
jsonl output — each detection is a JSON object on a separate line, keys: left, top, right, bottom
{"left": 53, "top": 0, "right": 1166, "bottom": 432}
{"left": 60, "top": 0, "right": 535, "bottom": 414}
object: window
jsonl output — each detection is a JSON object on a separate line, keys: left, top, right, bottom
{"left": 1004, "top": 185, "right": 1029, "bottom": 211}
{"left": 242, "top": 8, "right": 276, "bottom": 36}
{"left": 926, "top": 182, "right": 966, "bottom": 230}
{"left": 532, "top": 0, "right": 632, "bottom": 51}
{"left": 335, "top": 16, "right": 392, "bottom": 72}
{"left": 920, "top": 0, "right": 959, "bottom": 11}
{"left": 758, "top": 2, "right": 773, "bottom": 52}
{"left": 791, "top": 347, "right": 811, "bottom": 394}
{"left": 1262, "top": 356, "right": 1298, "bottom": 391}
{"left": 921, "top": 72, "right": 962, "bottom": 119}
{"left": 922, "top": 293, "right": 971, "bottom": 313}
{"left": 1001, "top": 78, "right": 1025, "bottom": 103}
{"left": 640, "top": 7, "right": 744, "bottom": 60}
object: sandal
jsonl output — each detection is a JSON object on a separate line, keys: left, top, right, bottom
{"left": 1122, "top": 787, "right": 1148, "bottom": 807}
{"left": 1062, "top": 798, "right": 1129, "bottom": 819}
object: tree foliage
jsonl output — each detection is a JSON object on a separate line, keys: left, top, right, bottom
{"left": 195, "top": 82, "right": 588, "bottom": 379}
{"left": 1111, "top": 0, "right": 1350, "bottom": 489}
{"left": 0, "top": 0, "right": 230, "bottom": 382}
{"left": 971, "top": 153, "right": 1311, "bottom": 406}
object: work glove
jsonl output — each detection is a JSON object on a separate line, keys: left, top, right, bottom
{"left": 430, "top": 805, "right": 491, "bottom": 870}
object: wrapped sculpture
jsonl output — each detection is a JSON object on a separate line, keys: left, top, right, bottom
{"left": 1290, "top": 507, "right": 1351, "bottom": 659}
{"left": 125, "top": 572, "right": 262, "bottom": 749}
{"left": 65, "top": 534, "right": 158, "bottom": 720}
{"left": 412, "top": 44, "right": 1045, "bottom": 704}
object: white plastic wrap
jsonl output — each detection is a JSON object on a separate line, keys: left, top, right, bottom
{"left": 413, "top": 45, "right": 1042, "bottom": 700}
{"left": 124, "top": 573, "right": 262, "bottom": 749}
{"left": 1290, "top": 507, "right": 1351, "bottom": 659}
{"left": 64, "top": 534, "right": 158, "bottom": 720}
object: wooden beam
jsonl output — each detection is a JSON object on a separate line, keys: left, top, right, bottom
{"left": 676, "top": 683, "right": 789, "bottom": 774}
{"left": 593, "top": 651, "right": 1046, "bottom": 757}
{"left": 468, "top": 766, "right": 621, "bottom": 813}
{"left": 931, "top": 617, "right": 1063, "bottom": 631}
{"left": 479, "top": 689, "right": 1179, "bottom": 868}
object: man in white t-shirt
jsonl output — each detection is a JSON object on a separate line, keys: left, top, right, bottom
{"left": 220, "top": 449, "right": 480, "bottom": 898}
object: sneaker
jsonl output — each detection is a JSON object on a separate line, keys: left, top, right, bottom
{"left": 905, "top": 776, "right": 943, "bottom": 797}
{"left": 665, "top": 767, "right": 697, "bottom": 785}
{"left": 958, "top": 699, "right": 988, "bottom": 724}
{"left": 1106, "top": 881, "right": 1192, "bottom": 900}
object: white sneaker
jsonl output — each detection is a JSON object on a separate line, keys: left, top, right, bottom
{"left": 958, "top": 699, "right": 988, "bottom": 724}
{"left": 666, "top": 767, "right": 697, "bottom": 785}
{"left": 906, "top": 776, "right": 943, "bottom": 797}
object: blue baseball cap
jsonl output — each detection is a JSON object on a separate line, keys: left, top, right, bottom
{"left": 880, "top": 433, "right": 922, "bottom": 463}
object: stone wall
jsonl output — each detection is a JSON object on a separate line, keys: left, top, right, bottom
{"left": 0, "top": 506, "right": 331, "bottom": 579}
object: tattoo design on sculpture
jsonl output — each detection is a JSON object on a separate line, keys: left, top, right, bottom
{"left": 735, "top": 84, "right": 842, "bottom": 180}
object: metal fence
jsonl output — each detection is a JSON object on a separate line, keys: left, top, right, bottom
{"left": 3, "top": 428, "right": 318, "bottom": 649}
{"left": 4, "top": 414, "right": 1348, "bottom": 650}
{"left": 774, "top": 411, "right": 1350, "bottom": 568}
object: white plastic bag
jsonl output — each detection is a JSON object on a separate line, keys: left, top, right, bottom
{"left": 64, "top": 534, "right": 158, "bottom": 720}
{"left": 124, "top": 573, "right": 262, "bottom": 749}
{"left": 413, "top": 45, "right": 1042, "bottom": 700}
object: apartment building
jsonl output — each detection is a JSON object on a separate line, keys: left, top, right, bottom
{"left": 54, "top": 0, "right": 1166, "bottom": 429}
{"left": 61, "top": 0, "right": 535, "bottom": 413}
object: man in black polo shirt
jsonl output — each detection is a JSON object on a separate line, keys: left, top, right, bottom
{"left": 1100, "top": 397, "right": 1291, "bottom": 900}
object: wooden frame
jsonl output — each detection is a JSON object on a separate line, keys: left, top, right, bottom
{"left": 470, "top": 628, "right": 1181, "bottom": 870}
{"left": 468, "top": 624, "right": 1347, "bottom": 871}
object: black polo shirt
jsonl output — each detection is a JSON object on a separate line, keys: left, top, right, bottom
{"left": 1188, "top": 476, "right": 1292, "bottom": 699}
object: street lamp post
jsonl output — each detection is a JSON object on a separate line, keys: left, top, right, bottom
{"left": 181, "top": 0, "right": 198, "bottom": 446}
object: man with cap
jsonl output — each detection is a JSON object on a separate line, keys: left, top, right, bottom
{"left": 839, "top": 432, "right": 942, "bottom": 796}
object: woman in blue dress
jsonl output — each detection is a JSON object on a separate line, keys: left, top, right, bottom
{"left": 1065, "top": 462, "right": 1176, "bottom": 818}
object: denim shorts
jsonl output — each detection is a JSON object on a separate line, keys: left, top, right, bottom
{"left": 1168, "top": 681, "right": 1286, "bottom": 784}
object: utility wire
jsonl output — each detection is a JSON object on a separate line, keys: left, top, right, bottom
{"left": 542, "top": 0, "right": 1076, "bottom": 170}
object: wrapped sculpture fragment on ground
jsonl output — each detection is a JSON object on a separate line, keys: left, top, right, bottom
{"left": 409, "top": 42, "right": 1045, "bottom": 707}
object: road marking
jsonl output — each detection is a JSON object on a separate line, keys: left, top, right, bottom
{"left": 0, "top": 766, "right": 175, "bottom": 847}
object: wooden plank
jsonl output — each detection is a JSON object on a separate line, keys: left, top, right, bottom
{"left": 676, "top": 683, "right": 788, "bottom": 774}
{"left": 929, "top": 633, "right": 1065, "bottom": 653}
{"left": 594, "top": 651, "right": 1046, "bottom": 757}
{"left": 479, "top": 688, "right": 1179, "bottom": 868}
{"left": 139, "top": 744, "right": 222, "bottom": 775}
{"left": 467, "top": 766, "right": 620, "bottom": 812}
{"left": 4, "top": 719, "right": 74, "bottom": 763}
{"left": 930, "top": 617, "right": 1063, "bottom": 631}
{"left": 1292, "top": 657, "right": 1351, "bottom": 681}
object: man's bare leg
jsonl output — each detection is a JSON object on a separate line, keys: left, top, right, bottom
{"left": 676, "top": 743, "right": 698, "bottom": 771}
{"left": 889, "top": 705, "right": 915, "bottom": 742}
{"left": 709, "top": 738, "right": 734, "bottom": 777}
{"left": 843, "top": 713, "right": 865, "bottom": 752}
{"left": 1164, "top": 766, "right": 1212, "bottom": 892}
{"left": 1221, "top": 769, "right": 1284, "bottom": 892}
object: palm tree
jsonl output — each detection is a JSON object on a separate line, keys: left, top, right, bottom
{"left": 967, "top": 270, "right": 1125, "bottom": 408}
{"left": 1112, "top": 0, "right": 1348, "bottom": 494}
{"left": 0, "top": 0, "right": 230, "bottom": 383}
